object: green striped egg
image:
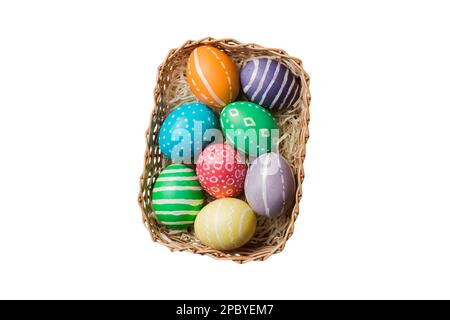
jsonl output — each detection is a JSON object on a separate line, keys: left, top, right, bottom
{"left": 151, "top": 164, "right": 204, "bottom": 229}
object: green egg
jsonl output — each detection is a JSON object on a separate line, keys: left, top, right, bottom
{"left": 220, "top": 101, "right": 279, "bottom": 157}
{"left": 151, "top": 164, "right": 204, "bottom": 229}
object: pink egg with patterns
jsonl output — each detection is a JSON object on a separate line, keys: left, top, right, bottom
{"left": 244, "top": 152, "right": 296, "bottom": 218}
{"left": 196, "top": 144, "right": 247, "bottom": 198}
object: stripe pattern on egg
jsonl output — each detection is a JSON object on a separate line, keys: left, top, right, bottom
{"left": 187, "top": 46, "right": 239, "bottom": 109}
{"left": 244, "top": 153, "right": 296, "bottom": 218}
{"left": 240, "top": 58, "right": 301, "bottom": 110}
{"left": 152, "top": 164, "right": 204, "bottom": 229}
{"left": 194, "top": 198, "right": 256, "bottom": 251}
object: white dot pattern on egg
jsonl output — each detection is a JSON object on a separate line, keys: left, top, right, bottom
{"left": 158, "top": 103, "right": 220, "bottom": 161}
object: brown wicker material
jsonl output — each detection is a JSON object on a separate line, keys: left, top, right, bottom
{"left": 138, "top": 37, "right": 311, "bottom": 263}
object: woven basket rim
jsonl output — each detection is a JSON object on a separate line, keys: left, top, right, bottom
{"left": 138, "top": 37, "right": 311, "bottom": 263}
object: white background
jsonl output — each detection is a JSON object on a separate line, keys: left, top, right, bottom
{"left": 1, "top": 0, "right": 449, "bottom": 300}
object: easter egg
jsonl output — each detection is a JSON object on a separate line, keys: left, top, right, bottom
{"left": 220, "top": 101, "right": 279, "bottom": 157}
{"left": 152, "top": 164, "right": 204, "bottom": 229}
{"left": 240, "top": 58, "right": 301, "bottom": 110}
{"left": 158, "top": 103, "right": 221, "bottom": 162}
{"left": 196, "top": 143, "right": 247, "bottom": 198}
{"left": 244, "top": 153, "right": 295, "bottom": 218}
{"left": 194, "top": 198, "right": 256, "bottom": 250}
{"left": 187, "top": 46, "right": 239, "bottom": 109}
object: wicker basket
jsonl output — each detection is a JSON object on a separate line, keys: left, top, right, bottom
{"left": 138, "top": 37, "right": 311, "bottom": 263}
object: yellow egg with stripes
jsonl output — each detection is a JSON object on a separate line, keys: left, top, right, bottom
{"left": 194, "top": 198, "right": 257, "bottom": 251}
{"left": 187, "top": 46, "right": 240, "bottom": 109}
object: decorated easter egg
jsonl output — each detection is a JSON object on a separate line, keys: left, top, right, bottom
{"left": 152, "top": 164, "right": 204, "bottom": 229}
{"left": 220, "top": 101, "right": 279, "bottom": 157}
{"left": 244, "top": 153, "right": 295, "bottom": 218}
{"left": 240, "top": 58, "right": 301, "bottom": 110}
{"left": 194, "top": 198, "right": 256, "bottom": 250}
{"left": 158, "top": 103, "right": 220, "bottom": 162}
{"left": 196, "top": 143, "right": 247, "bottom": 198}
{"left": 187, "top": 46, "right": 239, "bottom": 109}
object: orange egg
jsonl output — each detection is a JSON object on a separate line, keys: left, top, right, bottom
{"left": 187, "top": 46, "right": 239, "bottom": 109}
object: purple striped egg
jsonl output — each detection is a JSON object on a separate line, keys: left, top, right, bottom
{"left": 244, "top": 153, "right": 295, "bottom": 218}
{"left": 240, "top": 58, "right": 301, "bottom": 110}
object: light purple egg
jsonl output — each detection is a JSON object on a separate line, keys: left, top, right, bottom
{"left": 244, "top": 153, "right": 296, "bottom": 218}
{"left": 240, "top": 58, "right": 301, "bottom": 110}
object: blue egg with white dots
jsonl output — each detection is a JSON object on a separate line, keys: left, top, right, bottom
{"left": 158, "top": 103, "right": 221, "bottom": 162}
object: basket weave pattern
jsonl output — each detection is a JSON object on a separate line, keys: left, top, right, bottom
{"left": 138, "top": 38, "right": 311, "bottom": 263}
